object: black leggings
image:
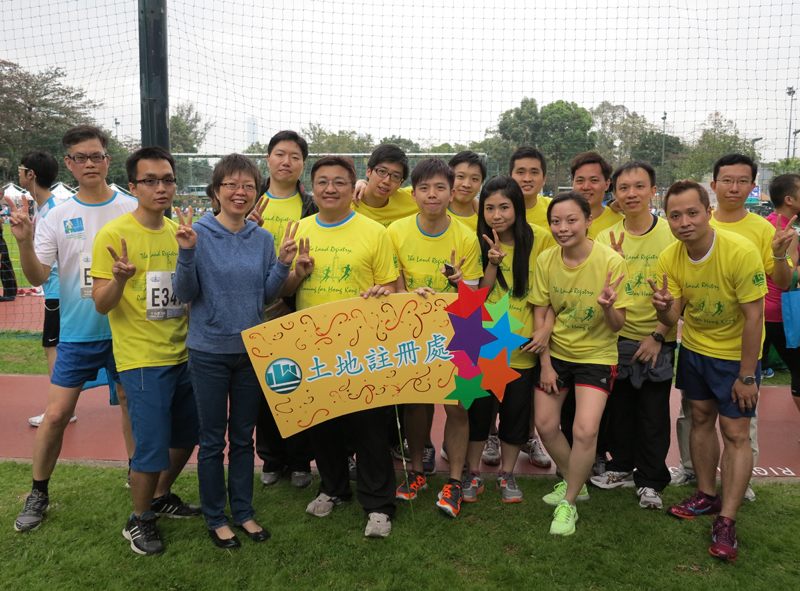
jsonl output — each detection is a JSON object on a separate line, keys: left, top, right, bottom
{"left": 762, "top": 321, "right": 800, "bottom": 397}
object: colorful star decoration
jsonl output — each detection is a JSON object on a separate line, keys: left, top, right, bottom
{"left": 445, "top": 280, "right": 523, "bottom": 405}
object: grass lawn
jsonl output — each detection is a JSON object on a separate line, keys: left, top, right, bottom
{"left": 0, "top": 463, "right": 799, "bottom": 591}
{"left": 4, "top": 233, "right": 32, "bottom": 289}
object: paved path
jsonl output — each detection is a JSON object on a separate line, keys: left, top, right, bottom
{"left": 1, "top": 374, "right": 799, "bottom": 478}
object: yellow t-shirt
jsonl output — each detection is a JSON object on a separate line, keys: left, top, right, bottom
{"left": 293, "top": 212, "right": 399, "bottom": 310}
{"left": 525, "top": 195, "right": 552, "bottom": 230}
{"left": 588, "top": 206, "right": 625, "bottom": 240}
{"left": 388, "top": 215, "right": 483, "bottom": 294}
{"left": 528, "top": 242, "right": 633, "bottom": 365}
{"left": 485, "top": 224, "right": 557, "bottom": 369}
{"left": 90, "top": 213, "right": 188, "bottom": 371}
{"left": 657, "top": 229, "right": 768, "bottom": 361}
{"left": 709, "top": 211, "right": 775, "bottom": 275}
{"left": 596, "top": 216, "right": 678, "bottom": 341}
{"left": 261, "top": 191, "right": 303, "bottom": 252}
{"left": 448, "top": 208, "right": 479, "bottom": 233}
{"left": 353, "top": 185, "right": 418, "bottom": 228}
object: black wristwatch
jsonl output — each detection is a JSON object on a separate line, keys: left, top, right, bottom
{"left": 650, "top": 331, "right": 665, "bottom": 343}
{"left": 738, "top": 375, "right": 756, "bottom": 386}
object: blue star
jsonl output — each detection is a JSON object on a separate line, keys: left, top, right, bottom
{"left": 479, "top": 312, "right": 529, "bottom": 364}
{"left": 447, "top": 307, "right": 498, "bottom": 365}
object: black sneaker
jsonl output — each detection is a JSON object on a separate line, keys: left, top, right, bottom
{"left": 151, "top": 492, "right": 201, "bottom": 518}
{"left": 14, "top": 490, "right": 49, "bottom": 532}
{"left": 123, "top": 514, "right": 165, "bottom": 555}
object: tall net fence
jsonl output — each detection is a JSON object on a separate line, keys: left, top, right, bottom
{"left": 1, "top": 0, "right": 799, "bottom": 329}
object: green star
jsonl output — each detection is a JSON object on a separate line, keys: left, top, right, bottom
{"left": 445, "top": 374, "right": 491, "bottom": 410}
{"left": 483, "top": 292, "right": 524, "bottom": 331}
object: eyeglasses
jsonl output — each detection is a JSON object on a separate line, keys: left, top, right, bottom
{"left": 372, "top": 166, "right": 404, "bottom": 184}
{"left": 219, "top": 182, "right": 257, "bottom": 193}
{"left": 132, "top": 178, "right": 177, "bottom": 188}
{"left": 67, "top": 153, "right": 108, "bottom": 164}
{"left": 18, "top": 166, "right": 31, "bottom": 174}
{"left": 716, "top": 179, "right": 753, "bottom": 188}
{"left": 313, "top": 179, "right": 352, "bottom": 190}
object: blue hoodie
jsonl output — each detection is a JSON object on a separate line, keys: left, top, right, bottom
{"left": 173, "top": 214, "right": 290, "bottom": 354}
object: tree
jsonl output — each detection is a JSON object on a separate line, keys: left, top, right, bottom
{"left": 764, "top": 157, "right": 800, "bottom": 176}
{"left": 536, "top": 100, "right": 596, "bottom": 192}
{"left": 0, "top": 60, "right": 98, "bottom": 181}
{"left": 496, "top": 97, "right": 540, "bottom": 146}
{"left": 302, "top": 123, "right": 374, "bottom": 154}
{"left": 631, "top": 130, "right": 686, "bottom": 187}
{"left": 677, "top": 112, "right": 759, "bottom": 181}
{"left": 380, "top": 135, "right": 421, "bottom": 153}
{"left": 590, "top": 101, "right": 656, "bottom": 166}
{"left": 169, "top": 102, "right": 213, "bottom": 153}
{"left": 469, "top": 135, "right": 515, "bottom": 178}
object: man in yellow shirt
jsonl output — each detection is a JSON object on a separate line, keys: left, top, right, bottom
{"left": 388, "top": 158, "right": 482, "bottom": 518}
{"left": 352, "top": 144, "right": 417, "bottom": 227}
{"left": 593, "top": 161, "right": 677, "bottom": 510}
{"left": 447, "top": 151, "right": 486, "bottom": 232}
{"left": 509, "top": 146, "right": 552, "bottom": 230}
{"left": 91, "top": 147, "right": 201, "bottom": 555}
{"left": 571, "top": 152, "right": 624, "bottom": 239}
{"left": 653, "top": 180, "right": 766, "bottom": 563}
{"left": 281, "top": 156, "right": 400, "bottom": 538}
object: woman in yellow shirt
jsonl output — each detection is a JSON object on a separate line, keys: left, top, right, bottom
{"left": 528, "top": 191, "right": 632, "bottom": 536}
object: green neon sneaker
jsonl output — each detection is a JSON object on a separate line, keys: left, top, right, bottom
{"left": 549, "top": 499, "right": 578, "bottom": 536}
{"left": 542, "top": 480, "right": 590, "bottom": 506}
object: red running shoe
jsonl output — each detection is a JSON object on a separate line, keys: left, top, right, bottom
{"left": 668, "top": 489, "right": 722, "bottom": 519}
{"left": 709, "top": 516, "right": 738, "bottom": 562}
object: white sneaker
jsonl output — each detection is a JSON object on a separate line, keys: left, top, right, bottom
{"left": 481, "top": 434, "right": 501, "bottom": 466}
{"left": 589, "top": 471, "right": 635, "bottom": 489}
{"left": 744, "top": 484, "right": 756, "bottom": 502}
{"left": 364, "top": 512, "right": 391, "bottom": 538}
{"left": 28, "top": 413, "right": 77, "bottom": 427}
{"left": 669, "top": 467, "right": 697, "bottom": 486}
{"left": 306, "top": 493, "right": 343, "bottom": 517}
{"left": 526, "top": 435, "right": 552, "bottom": 469}
{"left": 637, "top": 487, "right": 663, "bottom": 510}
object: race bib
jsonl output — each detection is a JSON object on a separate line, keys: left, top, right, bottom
{"left": 79, "top": 253, "right": 93, "bottom": 298}
{"left": 146, "top": 271, "right": 187, "bottom": 320}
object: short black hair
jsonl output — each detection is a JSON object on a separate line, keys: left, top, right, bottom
{"left": 712, "top": 153, "right": 758, "bottom": 182}
{"left": 368, "top": 144, "right": 409, "bottom": 180}
{"left": 547, "top": 191, "right": 592, "bottom": 223}
{"left": 410, "top": 158, "right": 455, "bottom": 190}
{"left": 664, "top": 180, "right": 710, "bottom": 212}
{"left": 126, "top": 146, "right": 176, "bottom": 184}
{"left": 267, "top": 130, "right": 309, "bottom": 161}
{"left": 611, "top": 160, "right": 657, "bottom": 190}
{"left": 769, "top": 174, "right": 800, "bottom": 209}
{"left": 311, "top": 156, "right": 357, "bottom": 185}
{"left": 20, "top": 151, "right": 59, "bottom": 189}
{"left": 62, "top": 124, "right": 109, "bottom": 151}
{"left": 449, "top": 150, "right": 487, "bottom": 181}
{"left": 571, "top": 152, "right": 612, "bottom": 180}
{"left": 212, "top": 154, "right": 262, "bottom": 194}
{"left": 508, "top": 146, "right": 547, "bottom": 177}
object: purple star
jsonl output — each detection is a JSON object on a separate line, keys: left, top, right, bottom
{"left": 447, "top": 307, "right": 498, "bottom": 365}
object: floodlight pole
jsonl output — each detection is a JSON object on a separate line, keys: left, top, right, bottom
{"left": 139, "top": 0, "right": 170, "bottom": 151}
{"left": 661, "top": 112, "right": 667, "bottom": 167}
{"left": 788, "top": 87, "right": 796, "bottom": 159}
{"left": 793, "top": 130, "right": 799, "bottom": 158}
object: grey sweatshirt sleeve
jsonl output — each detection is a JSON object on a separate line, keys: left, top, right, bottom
{"left": 173, "top": 246, "right": 200, "bottom": 303}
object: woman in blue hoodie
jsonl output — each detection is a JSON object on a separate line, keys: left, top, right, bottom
{"left": 173, "top": 154, "right": 298, "bottom": 548}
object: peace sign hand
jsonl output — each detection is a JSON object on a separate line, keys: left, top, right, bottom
{"left": 107, "top": 237, "right": 136, "bottom": 283}
{"left": 246, "top": 195, "right": 268, "bottom": 227}
{"left": 648, "top": 273, "right": 674, "bottom": 313}
{"left": 174, "top": 206, "right": 197, "bottom": 249}
{"left": 3, "top": 194, "right": 34, "bottom": 244}
{"left": 772, "top": 214, "right": 798, "bottom": 256}
{"left": 609, "top": 231, "right": 626, "bottom": 257}
{"left": 482, "top": 230, "right": 507, "bottom": 266}
{"left": 278, "top": 220, "right": 299, "bottom": 265}
{"left": 442, "top": 249, "right": 467, "bottom": 284}
{"left": 294, "top": 237, "right": 315, "bottom": 280}
{"left": 597, "top": 270, "right": 624, "bottom": 309}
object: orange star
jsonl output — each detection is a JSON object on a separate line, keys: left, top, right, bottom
{"left": 478, "top": 348, "right": 521, "bottom": 402}
{"left": 444, "top": 280, "right": 492, "bottom": 320}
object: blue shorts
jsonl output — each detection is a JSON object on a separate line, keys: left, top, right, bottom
{"left": 51, "top": 341, "right": 121, "bottom": 399}
{"left": 675, "top": 346, "right": 760, "bottom": 419}
{"left": 118, "top": 362, "right": 199, "bottom": 473}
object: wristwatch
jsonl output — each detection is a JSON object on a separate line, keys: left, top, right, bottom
{"left": 738, "top": 375, "right": 756, "bottom": 385}
{"left": 650, "top": 331, "right": 665, "bottom": 343}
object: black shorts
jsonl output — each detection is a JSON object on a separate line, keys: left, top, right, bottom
{"left": 534, "top": 357, "right": 617, "bottom": 395}
{"left": 468, "top": 367, "right": 533, "bottom": 445}
{"left": 42, "top": 299, "right": 60, "bottom": 348}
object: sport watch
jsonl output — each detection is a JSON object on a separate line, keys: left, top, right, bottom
{"left": 738, "top": 375, "right": 757, "bottom": 386}
{"left": 650, "top": 331, "right": 665, "bottom": 343}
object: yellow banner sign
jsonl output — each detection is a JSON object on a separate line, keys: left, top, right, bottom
{"left": 243, "top": 293, "right": 459, "bottom": 437}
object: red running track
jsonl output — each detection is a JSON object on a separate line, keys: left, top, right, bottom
{"left": 1, "top": 374, "right": 798, "bottom": 478}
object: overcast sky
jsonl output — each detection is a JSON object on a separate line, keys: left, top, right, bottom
{"left": 2, "top": 0, "right": 799, "bottom": 161}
